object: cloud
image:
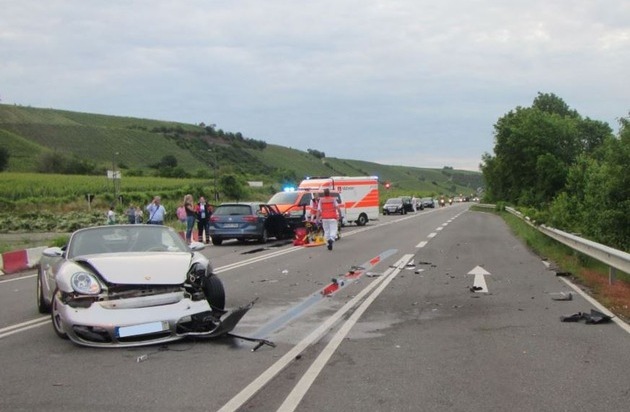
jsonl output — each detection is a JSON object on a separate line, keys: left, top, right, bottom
{"left": 1, "top": 0, "right": 628, "bottom": 171}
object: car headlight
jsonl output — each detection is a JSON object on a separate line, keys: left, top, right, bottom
{"left": 188, "top": 262, "right": 211, "bottom": 287}
{"left": 70, "top": 272, "right": 102, "bottom": 295}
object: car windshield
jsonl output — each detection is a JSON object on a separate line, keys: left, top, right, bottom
{"left": 67, "top": 225, "right": 189, "bottom": 257}
{"left": 268, "top": 192, "right": 300, "bottom": 204}
{"left": 385, "top": 198, "right": 402, "bottom": 205}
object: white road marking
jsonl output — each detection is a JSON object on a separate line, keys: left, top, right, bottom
{"left": 468, "top": 265, "right": 491, "bottom": 293}
{"left": 277, "top": 254, "right": 415, "bottom": 412}
{"left": 217, "top": 255, "right": 414, "bottom": 412}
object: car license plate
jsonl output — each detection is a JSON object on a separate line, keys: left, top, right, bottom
{"left": 116, "top": 321, "right": 169, "bottom": 338}
{"left": 223, "top": 223, "right": 239, "bottom": 228}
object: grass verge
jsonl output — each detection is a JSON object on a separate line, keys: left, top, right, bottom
{"left": 473, "top": 206, "right": 630, "bottom": 323}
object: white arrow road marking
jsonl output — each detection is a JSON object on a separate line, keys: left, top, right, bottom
{"left": 468, "top": 265, "right": 491, "bottom": 293}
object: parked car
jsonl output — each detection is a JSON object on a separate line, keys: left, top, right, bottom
{"left": 36, "top": 224, "right": 243, "bottom": 348}
{"left": 400, "top": 196, "right": 415, "bottom": 212}
{"left": 383, "top": 197, "right": 406, "bottom": 215}
{"left": 421, "top": 197, "right": 435, "bottom": 208}
{"left": 209, "top": 202, "right": 293, "bottom": 245}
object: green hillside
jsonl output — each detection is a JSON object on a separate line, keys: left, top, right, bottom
{"left": 0, "top": 104, "right": 483, "bottom": 197}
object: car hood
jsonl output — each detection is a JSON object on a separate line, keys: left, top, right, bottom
{"left": 81, "top": 253, "right": 193, "bottom": 285}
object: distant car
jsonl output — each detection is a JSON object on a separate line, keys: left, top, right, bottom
{"left": 37, "top": 224, "right": 237, "bottom": 348}
{"left": 383, "top": 197, "right": 406, "bottom": 215}
{"left": 209, "top": 202, "right": 293, "bottom": 245}
{"left": 421, "top": 197, "right": 435, "bottom": 208}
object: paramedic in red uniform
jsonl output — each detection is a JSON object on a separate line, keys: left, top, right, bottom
{"left": 316, "top": 188, "right": 342, "bottom": 251}
{"left": 307, "top": 193, "right": 319, "bottom": 222}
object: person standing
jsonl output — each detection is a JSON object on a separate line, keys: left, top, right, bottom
{"left": 107, "top": 206, "right": 116, "bottom": 225}
{"left": 317, "top": 188, "right": 342, "bottom": 251}
{"left": 183, "top": 194, "right": 196, "bottom": 243}
{"left": 126, "top": 204, "right": 136, "bottom": 224}
{"left": 134, "top": 206, "right": 144, "bottom": 224}
{"left": 307, "top": 193, "right": 319, "bottom": 222}
{"left": 146, "top": 196, "right": 166, "bottom": 225}
{"left": 195, "top": 196, "right": 213, "bottom": 244}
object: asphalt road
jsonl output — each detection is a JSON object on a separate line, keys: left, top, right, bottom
{"left": 1, "top": 204, "right": 629, "bottom": 412}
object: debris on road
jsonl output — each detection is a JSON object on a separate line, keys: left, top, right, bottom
{"left": 550, "top": 292, "right": 573, "bottom": 301}
{"left": 560, "top": 309, "right": 612, "bottom": 324}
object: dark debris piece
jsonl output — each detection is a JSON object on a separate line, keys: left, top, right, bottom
{"left": 560, "top": 309, "right": 612, "bottom": 324}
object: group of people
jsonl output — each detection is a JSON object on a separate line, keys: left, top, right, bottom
{"left": 178, "top": 194, "right": 214, "bottom": 244}
{"left": 105, "top": 195, "right": 214, "bottom": 244}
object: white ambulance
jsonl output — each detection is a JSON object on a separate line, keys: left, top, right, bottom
{"left": 297, "top": 176, "right": 380, "bottom": 226}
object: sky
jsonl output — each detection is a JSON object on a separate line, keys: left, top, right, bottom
{"left": 1, "top": 1, "right": 628, "bottom": 171}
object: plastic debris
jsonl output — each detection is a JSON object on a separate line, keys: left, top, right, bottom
{"left": 560, "top": 309, "right": 612, "bottom": 324}
{"left": 550, "top": 292, "right": 573, "bottom": 301}
{"left": 136, "top": 354, "right": 148, "bottom": 363}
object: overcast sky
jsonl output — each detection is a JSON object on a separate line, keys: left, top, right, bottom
{"left": 1, "top": 1, "right": 628, "bottom": 171}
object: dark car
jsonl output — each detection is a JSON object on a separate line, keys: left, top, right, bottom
{"left": 421, "top": 197, "right": 435, "bottom": 208}
{"left": 209, "top": 203, "right": 292, "bottom": 245}
{"left": 400, "top": 196, "right": 415, "bottom": 212}
{"left": 383, "top": 197, "right": 406, "bottom": 215}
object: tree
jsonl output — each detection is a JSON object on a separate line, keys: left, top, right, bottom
{"left": 0, "top": 147, "right": 9, "bottom": 171}
{"left": 548, "top": 114, "right": 629, "bottom": 250}
{"left": 219, "top": 174, "right": 247, "bottom": 201}
{"left": 481, "top": 93, "right": 610, "bottom": 207}
{"left": 159, "top": 155, "right": 178, "bottom": 168}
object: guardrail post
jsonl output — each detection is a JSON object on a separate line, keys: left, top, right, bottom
{"left": 609, "top": 267, "right": 616, "bottom": 285}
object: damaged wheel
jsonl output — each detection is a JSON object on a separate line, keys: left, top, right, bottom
{"left": 203, "top": 275, "right": 225, "bottom": 311}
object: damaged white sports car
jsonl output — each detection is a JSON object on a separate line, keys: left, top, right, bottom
{"left": 37, "top": 224, "right": 249, "bottom": 348}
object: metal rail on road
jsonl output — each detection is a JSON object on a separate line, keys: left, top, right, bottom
{"left": 500, "top": 206, "right": 630, "bottom": 283}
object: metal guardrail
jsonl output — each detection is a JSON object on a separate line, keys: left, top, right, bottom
{"left": 500, "top": 206, "right": 630, "bottom": 282}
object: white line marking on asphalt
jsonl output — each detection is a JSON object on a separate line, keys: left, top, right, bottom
{"left": 277, "top": 254, "right": 415, "bottom": 412}
{"left": 428, "top": 232, "right": 437, "bottom": 238}
{"left": 217, "top": 255, "right": 414, "bottom": 412}
{"left": 0, "top": 317, "right": 49, "bottom": 339}
{"left": 416, "top": 241, "right": 428, "bottom": 248}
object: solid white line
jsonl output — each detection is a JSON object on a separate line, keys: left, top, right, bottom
{"left": 416, "top": 241, "right": 428, "bottom": 248}
{"left": 0, "top": 317, "right": 49, "bottom": 339}
{"left": 277, "top": 254, "right": 414, "bottom": 412}
{"left": 217, "top": 255, "right": 412, "bottom": 412}
{"left": 0, "top": 274, "right": 36, "bottom": 284}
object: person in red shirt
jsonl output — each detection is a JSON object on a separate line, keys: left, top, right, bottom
{"left": 316, "top": 188, "right": 342, "bottom": 251}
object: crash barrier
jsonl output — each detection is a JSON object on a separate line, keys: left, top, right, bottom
{"left": 0, "top": 246, "right": 48, "bottom": 275}
{"left": 502, "top": 206, "right": 630, "bottom": 284}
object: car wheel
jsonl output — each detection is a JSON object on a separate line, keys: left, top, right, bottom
{"left": 51, "top": 289, "right": 68, "bottom": 339}
{"left": 37, "top": 267, "right": 51, "bottom": 314}
{"left": 211, "top": 237, "right": 223, "bottom": 246}
{"left": 203, "top": 275, "right": 226, "bottom": 311}
{"left": 356, "top": 214, "right": 368, "bottom": 226}
{"left": 258, "top": 228, "right": 268, "bottom": 244}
